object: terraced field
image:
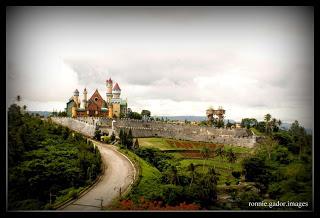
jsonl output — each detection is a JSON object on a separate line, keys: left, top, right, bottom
{"left": 138, "top": 138, "right": 254, "bottom": 186}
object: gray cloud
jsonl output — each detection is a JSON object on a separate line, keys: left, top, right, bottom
{"left": 6, "top": 6, "right": 314, "bottom": 128}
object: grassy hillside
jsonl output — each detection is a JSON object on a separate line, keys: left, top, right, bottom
{"left": 8, "top": 104, "right": 102, "bottom": 210}
{"left": 114, "top": 122, "right": 312, "bottom": 210}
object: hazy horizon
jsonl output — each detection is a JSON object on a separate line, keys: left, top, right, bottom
{"left": 6, "top": 6, "right": 314, "bottom": 129}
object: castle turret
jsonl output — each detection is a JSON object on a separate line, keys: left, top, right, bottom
{"left": 108, "top": 104, "right": 113, "bottom": 118}
{"left": 72, "top": 89, "right": 80, "bottom": 118}
{"left": 112, "top": 83, "right": 121, "bottom": 99}
{"left": 73, "top": 89, "right": 80, "bottom": 107}
{"left": 106, "top": 78, "right": 113, "bottom": 104}
{"left": 82, "top": 88, "right": 88, "bottom": 109}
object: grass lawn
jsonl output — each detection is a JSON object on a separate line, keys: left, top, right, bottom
{"left": 138, "top": 138, "right": 177, "bottom": 150}
{"left": 178, "top": 157, "right": 243, "bottom": 186}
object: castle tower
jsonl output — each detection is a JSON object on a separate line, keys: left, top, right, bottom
{"left": 82, "top": 88, "right": 88, "bottom": 109}
{"left": 112, "top": 83, "right": 121, "bottom": 99}
{"left": 106, "top": 78, "right": 113, "bottom": 104}
{"left": 108, "top": 104, "right": 113, "bottom": 118}
{"left": 72, "top": 89, "right": 80, "bottom": 118}
{"left": 73, "top": 89, "right": 80, "bottom": 107}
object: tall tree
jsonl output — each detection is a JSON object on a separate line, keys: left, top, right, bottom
{"left": 226, "top": 149, "right": 237, "bottom": 169}
{"left": 188, "top": 163, "right": 195, "bottom": 187}
{"left": 127, "top": 129, "right": 134, "bottom": 149}
{"left": 264, "top": 114, "right": 272, "bottom": 134}
{"left": 200, "top": 146, "right": 210, "bottom": 173}
{"left": 133, "top": 138, "right": 139, "bottom": 149}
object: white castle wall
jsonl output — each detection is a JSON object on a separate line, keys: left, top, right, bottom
{"left": 51, "top": 117, "right": 257, "bottom": 148}
{"left": 51, "top": 117, "right": 96, "bottom": 137}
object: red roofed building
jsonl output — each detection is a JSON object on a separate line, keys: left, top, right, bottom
{"left": 66, "top": 78, "right": 127, "bottom": 118}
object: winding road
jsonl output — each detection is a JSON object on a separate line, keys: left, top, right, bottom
{"left": 59, "top": 140, "right": 136, "bottom": 211}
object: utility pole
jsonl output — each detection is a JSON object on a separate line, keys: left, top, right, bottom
{"left": 49, "top": 192, "right": 57, "bottom": 206}
{"left": 95, "top": 197, "right": 103, "bottom": 210}
{"left": 114, "top": 187, "right": 122, "bottom": 198}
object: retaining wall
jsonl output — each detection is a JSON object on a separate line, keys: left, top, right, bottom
{"left": 51, "top": 117, "right": 257, "bottom": 148}
{"left": 51, "top": 117, "right": 96, "bottom": 137}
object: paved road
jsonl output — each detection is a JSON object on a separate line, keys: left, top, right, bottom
{"left": 60, "top": 141, "right": 135, "bottom": 211}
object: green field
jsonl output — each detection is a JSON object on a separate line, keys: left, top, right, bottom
{"left": 136, "top": 138, "right": 252, "bottom": 187}
{"left": 138, "top": 137, "right": 176, "bottom": 150}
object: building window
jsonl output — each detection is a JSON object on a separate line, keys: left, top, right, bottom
{"left": 95, "top": 97, "right": 98, "bottom": 101}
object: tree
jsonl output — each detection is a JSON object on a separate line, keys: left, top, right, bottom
{"left": 127, "top": 129, "right": 134, "bottom": 149}
{"left": 256, "top": 121, "right": 266, "bottom": 133}
{"left": 225, "top": 149, "right": 237, "bottom": 169}
{"left": 277, "top": 119, "right": 282, "bottom": 129}
{"left": 241, "top": 118, "right": 258, "bottom": 129}
{"left": 16, "top": 95, "right": 21, "bottom": 103}
{"left": 141, "top": 110, "right": 151, "bottom": 117}
{"left": 215, "top": 119, "right": 224, "bottom": 128}
{"left": 133, "top": 138, "right": 139, "bottom": 149}
{"left": 129, "top": 112, "right": 142, "bottom": 120}
{"left": 260, "top": 137, "right": 278, "bottom": 160}
{"left": 264, "top": 114, "right": 272, "bottom": 134}
{"left": 119, "top": 129, "right": 124, "bottom": 145}
{"left": 187, "top": 163, "right": 195, "bottom": 187}
{"left": 200, "top": 146, "right": 210, "bottom": 173}
{"left": 289, "top": 120, "right": 309, "bottom": 160}
{"left": 122, "top": 130, "right": 128, "bottom": 147}
{"left": 226, "top": 120, "right": 233, "bottom": 129}
{"left": 94, "top": 130, "right": 102, "bottom": 141}
{"left": 242, "top": 157, "right": 271, "bottom": 193}
{"left": 271, "top": 118, "right": 279, "bottom": 132}
{"left": 166, "top": 165, "right": 179, "bottom": 185}
{"left": 215, "top": 146, "right": 224, "bottom": 160}
{"left": 110, "top": 132, "right": 116, "bottom": 142}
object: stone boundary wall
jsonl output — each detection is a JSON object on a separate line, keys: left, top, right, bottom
{"left": 51, "top": 117, "right": 96, "bottom": 137}
{"left": 51, "top": 117, "right": 257, "bottom": 148}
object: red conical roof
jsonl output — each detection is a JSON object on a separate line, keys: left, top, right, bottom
{"left": 113, "top": 83, "right": 121, "bottom": 91}
{"left": 106, "top": 77, "right": 113, "bottom": 83}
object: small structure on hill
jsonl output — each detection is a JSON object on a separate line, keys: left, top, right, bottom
{"left": 206, "top": 106, "right": 226, "bottom": 125}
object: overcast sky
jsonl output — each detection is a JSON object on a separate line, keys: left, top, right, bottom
{"left": 6, "top": 6, "right": 314, "bottom": 128}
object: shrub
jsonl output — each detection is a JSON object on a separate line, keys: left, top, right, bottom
{"left": 101, "top": 136, "right": 110, "bottom": 143}
{"left": 232, "top": 171, "right": 241, "bottom": 179}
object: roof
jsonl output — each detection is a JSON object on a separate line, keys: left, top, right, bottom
{"left": 106, "top": 77, "right": 113, "bottom": 83}
{"left": 112, "top": 83, "right": 121, "bottom": 91}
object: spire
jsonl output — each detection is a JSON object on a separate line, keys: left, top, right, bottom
{"left": 106, "top": 77, "right": 113, "bottom": 83}
{"left": 112, "top": 83, "right": 121, "bottom": 91}
{"left": 74, "top": 89, "right": 79, "bottom": 96}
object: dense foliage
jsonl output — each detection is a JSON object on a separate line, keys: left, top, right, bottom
{"left": 241, "top": 120, "right": 312, "bottom": 209}
{"left": 118, "top": 147, "right": 219, "bottom": 209}
{"left": 117, "top": 116, "right": 312, "bottom": 210}
{"left": 8, "top": 104, "right": 102, "bottom": 210}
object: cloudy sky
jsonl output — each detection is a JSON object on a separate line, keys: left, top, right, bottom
{"left": 6, "top": 6, "right": 314, "bottom": 128}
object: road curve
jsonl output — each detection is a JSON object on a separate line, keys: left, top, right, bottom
{"left": 60, "top": 141, "right": 135, "bottom": 211}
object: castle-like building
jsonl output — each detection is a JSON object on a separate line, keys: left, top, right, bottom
{"left": 66, "top": 78, "right": 128, "bottom": 118}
